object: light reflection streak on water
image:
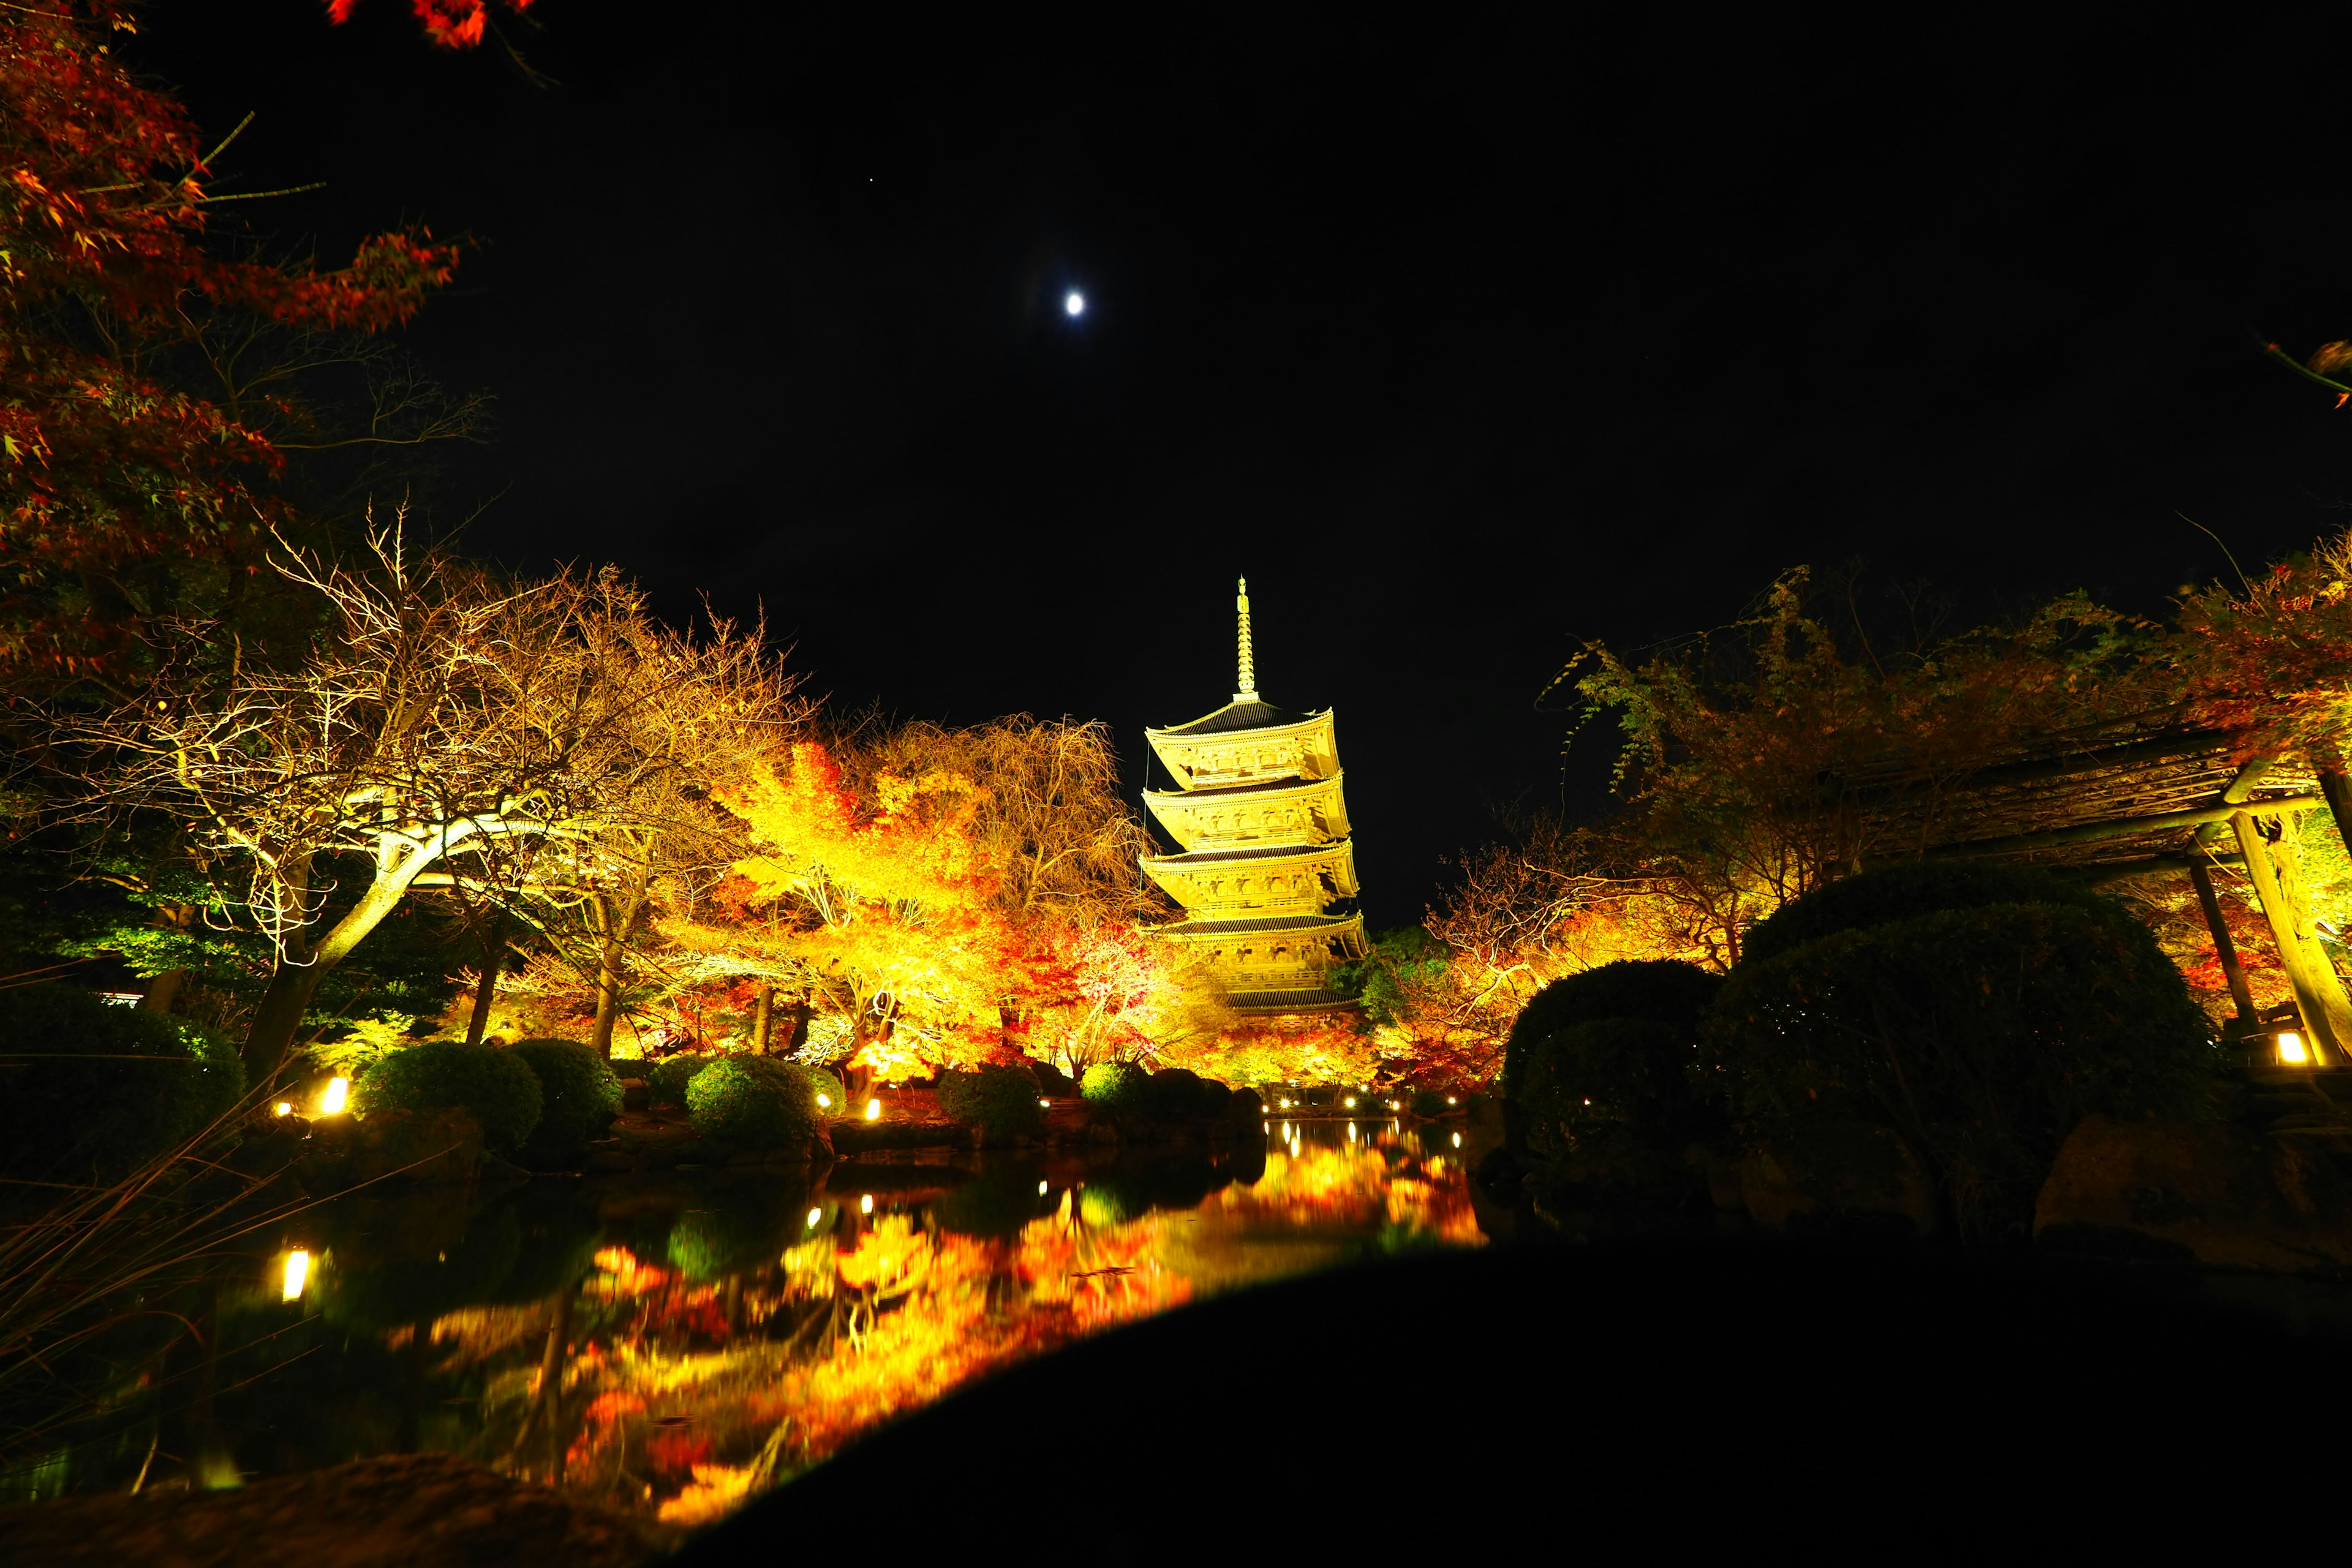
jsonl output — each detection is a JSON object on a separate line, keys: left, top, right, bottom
{"left": 411, "top": 1120, "right": 1477, "bottom": 1528}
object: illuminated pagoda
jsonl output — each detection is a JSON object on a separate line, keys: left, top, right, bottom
{"left": 1140, "top": 579, "right": 1369, "bottom": 1011}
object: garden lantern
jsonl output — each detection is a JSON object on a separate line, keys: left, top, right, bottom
{"left": 864, "top": 1098, "right": 881, "bottom": 1121}
{"left": 859, "top": 1194, "right": 873, "bottom": 1214}
{"left": 2277, "top": 1030, "right": 2312, "bottom": 1066}
{"left": 281, "top": 1249, "right": 310, "bottom": 1302}
{"left": 320, "top": 1076, "right": 349, "bottom": 1115}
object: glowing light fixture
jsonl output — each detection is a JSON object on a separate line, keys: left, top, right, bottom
{"left": 1452, "top": 1132, "right": 1462, "bottom": 1148}
{"left": 1347, "top": 1122, "right": 1357, "bottom": 1141}
{"left": 859, "top": 1193, "right": 873, "bottom": 1214}
{"left": 806, "top": 1207, "right": 823, "bottom": 1229}
{"left": 1037, "top": 1180, "right": 1049, "bottom": 1196}
{"left": 281, "top": 1248, "right": 310, "bottom": 1302}
{"left": 1344, "top": 1096, "right": 1357, "bottom": 1109}
{"left": 2279, "top": 1030, "right": 2312, "bottom": 1066}
{"left": 320, "top": 1076, "right": 349, "bottom": 1115}
{"left": 816, "top": 1093, "right": 832, "bottom": 1110}
{"left": 865, "top": 1098, "right": 881, "bottom": 1121}
{"left": 1387, "top": 1100, "right": 1399, "bottom": 1110}
{"left": 1039, "top": 1098, "right": 1052, "bottom": 1108}
{"left": 273, "top": 1101, "right": 293, "bottom": 1117}
{"left": 1447, "top": 1095, "right": 1458, "bottom": 1105}
{"left": 1064, "top": 290, "right": 1086, "bottom": 317}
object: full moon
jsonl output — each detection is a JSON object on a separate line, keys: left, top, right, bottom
{"left": 1063, "top": 290, "right": 1085, "bottom": 317}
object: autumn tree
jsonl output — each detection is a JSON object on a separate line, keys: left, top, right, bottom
{"left": 68, "top": 527, "right": 803, "bottom": 1080}
{"left": 1, "top": 4, "right": 459, "bottom": 681}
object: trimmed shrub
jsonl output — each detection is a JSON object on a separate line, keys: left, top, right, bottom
{"left": 1706, "top": 901, "right": 2220, "bottom": 1242}
{"left": 508, "top": 1039, "right": 624, "bottom": 1166}
{"left": 1231, "top": 1087, "right": 1265, "bottom": 1120}
{"left": 687, "top": 1056, "right": 821, "bottom": 1151}
{"left": 1031, "top": 1058, "right": 1076, "bottom": 1098}
{"left": 1409, "top": 1089, "right": 1454, "bottom": 1118}
{"left": 1501, "top": 960, "right": 1725, "bottom": 1102}
{"left": 1738, "top": 861, "right": 2136, "bottom": 968}
{"left": 1513, "top": 1017, "right": 1714, "bottom": 1161}
{"left": 648, "top": 1052, "right": 714, "bottom": 1109}
{"left": 937, "top": 1062, "right": 1046, "bottom": 1139}
{"left": 1080, "top": 1061, "right": 1152, "bottom": 1110}
{"left": 1145, "top": 1066, "right": 1227, "bottom": 1119}
{"left": 0, "top": 982, "right": 246, "bottom": 1183}
{"left": 352, "top": 1041, "right": 542, "bottom": 1155}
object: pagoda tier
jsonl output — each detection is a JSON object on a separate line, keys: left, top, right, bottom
{"left": 1149, "top": 911, "right": 1371, "bottom": 1011}
{"left": 1139, "top": 839, "right": 1360, "bottom": 916}
{"left": 1141, "top": 770, "right": 1352, "bottom": 853}
{"left": 1139, "top": 578, "right": 1366, "bottom": 1010}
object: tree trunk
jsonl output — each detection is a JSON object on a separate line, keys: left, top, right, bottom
{"left": 2231, "top": 807, "right": 2352, "bottom": 1062}
{"left": 589, "top": 932, "right": 625, "bottom": 1060}
{"left": 243, "top": 959, "right": 330, "bottom": 1087}
{"left": 466, "top": 908, "right": 510, "bottom": 1047}
{"left": 138, "top": 968, "right": 187, "bottom": 1016}
{"left": 752, "top": 986, "right": 774, "bottom": 1053}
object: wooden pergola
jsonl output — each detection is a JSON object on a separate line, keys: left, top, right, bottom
{"left": 1843, "top": 714, "right": 2352, "bottom": 1063}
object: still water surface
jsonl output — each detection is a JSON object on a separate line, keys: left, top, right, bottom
{"left": 105, "top": 1118, "right": 1478, "bottom": 1523}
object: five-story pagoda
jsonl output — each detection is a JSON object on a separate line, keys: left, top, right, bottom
{"left": 1140, "top": 579, "right": 1368, "bottom": 1011}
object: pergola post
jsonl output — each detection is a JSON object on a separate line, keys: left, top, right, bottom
{"left": 2231, "top": 806, "right": 2352, "bottom": 1063}
{"left": 2187, "top": 859, "right": 2258, "bottom": 1028}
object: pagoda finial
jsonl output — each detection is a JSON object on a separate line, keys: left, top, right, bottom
{"left": 1234, "top": 576, "right": 1258, "bottom": 704}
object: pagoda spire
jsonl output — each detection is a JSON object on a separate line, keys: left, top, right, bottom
{"left": 1234, "top": 576, "right": 1258, "bottom": 703}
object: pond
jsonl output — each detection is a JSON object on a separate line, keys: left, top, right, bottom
{"left": 20, "top": 1117, "right": 1480, "bottom": 1525}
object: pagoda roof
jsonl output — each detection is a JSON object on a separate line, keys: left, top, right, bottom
{"left": 1145, "top": 771, "right": 1344, "bottom": 803}
{"left": 1145, "top": 841, "right": 1352, "bottom": 867}
{"left": 1151, "top": 911, "right": 1362, "bottom": 937}
{"left": 1229, "top": 986, "right": 1354, "bottom": 1012}
{"left": 1150, "top": 699, "right": 1318, "bottom": 737}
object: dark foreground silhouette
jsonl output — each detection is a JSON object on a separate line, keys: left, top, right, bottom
{"left": 677, "top": 1240, "right": 2304, "bottom": 1561}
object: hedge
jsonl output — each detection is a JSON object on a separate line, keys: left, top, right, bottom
{"left": 508, "top": 1039, "right": 624, "bottom": 1165}
{"left": 352, "top": 1041, "right": 543, "bottom": 1155}
{"left": 1706, "top": 900, "right": 2220, "bottom": 1242}
{"left": 686, "top": 1056, "right": 822, "bottom": 1150}
{"left": 1737, "top": 861, "right": 2140, "bottom": 968}
{"left": 936, "top": 1062, "right": 1046, "bottom": 1139}
{"left": 1500, "top": 960, "right": 1724, "bottom": 1102}
{"left": 1080, "top": 1061, "right": 1152, "bottom": 1110}
{"left": 0, "top": 982, "right": 247, "bottom": 1183}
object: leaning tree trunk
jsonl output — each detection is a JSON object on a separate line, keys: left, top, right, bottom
{"left": 465, "top": 907, "right": 510, "bottom": 1047}
{"left": 589, "top": 932, "right": 625, "bottom": 1060}
{"left": 2231, "top": 805, "right": 2352, "bottom": 1062}
{"left": 751, "top": 986, "right": 774, "bottom": 1052}
{"left": 241, "top": 867, "right": 420, "bottom": 1086}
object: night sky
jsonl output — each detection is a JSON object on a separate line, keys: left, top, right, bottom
{"left": 131, "top": 5, "right": 2352, "bottom": 926}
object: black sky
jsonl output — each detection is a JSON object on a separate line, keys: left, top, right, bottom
{"left": 129, "top": 4, "right": 2352, "bottom": 925}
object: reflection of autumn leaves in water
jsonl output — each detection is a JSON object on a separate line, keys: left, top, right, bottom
{"left": 425, "top": 1135, "right": 1474, "bottom": 1527}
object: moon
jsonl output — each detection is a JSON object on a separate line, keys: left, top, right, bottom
{"left": 1063, "top": 290, "right": 1086, "bottom": 317}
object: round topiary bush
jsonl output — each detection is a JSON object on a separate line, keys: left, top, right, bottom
{"left": 1512, "top": 1017, "right": 1718, "bottom": 1161}
{"left": 1080, "top": 1060, "right": 1152, "bottom": 1110}
{"left": 507, "top": 1039, "right": 624, "bottom": 1166}
{"left": 1737, "top": 861, "right": 2137, "bottom": 968}
{"left": 647, "top": 1052, "right": 714, "bottom": 1109}
{"left": 1500, "top": 960, "right": 1725, "bottom": 1102}
{"left": 1231, "top": 1087, "right": 1265, "bottom": 1120}
{"left": 1706, "top": 900, "right": 2221, "bottom": 1242}
{"left": 936, "top": 1062, "right": 1046, "bottom": 1139}
{"left": 1145, "top": 1066, "right": 1214, "bottom": 1118}
{"left": 686, "top": 1056, "right": 821, "bottom": 1151}
{"left": 352, "top": 1040, "right": 542, "bottom": 1155}
{"left": 0, "top": 982, "right": 247, "bottom": 1183}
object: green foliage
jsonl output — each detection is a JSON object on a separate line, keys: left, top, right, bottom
{"left": 352, "top": 1040, "right": 542, "bottom": 1155}
{"left": 1738, "top": 861, "right": 2136, "bottom": 968}
{"left": 1501, "top": 960, "right": 1724, "bottom": 1101}
{"left": 648, "top": 1053, "right": 713, "bottom": 1108}
{"left": 1513, "top": 1017, "right": 1714, "bottom": 1159}
{"left": 307, "top": 1013, "right": 437, "bottom": 1079}
{"left": 1332, "top": 926, "right": 1453, "bottom": 1031}
{"left": 1409, "top": 1089, "right": 1453, "bottom": 1118}
{"left": 0, "top": 983, "right": 246, "bottom": 1183}
{"left": 686, "top": 1057, "right": 820, "bottom": 1151}
{"left": 665, "top": 1183, "right": 804, "bottom": 1281}
{"left": 1706, "top": 902, "right": 2220, "bottom": 1242}
{"left": 1080, "top": 1060, "right": 1152, "bottom": 1110}
{"left": 935, "top": 1062, "right": 1045, "bottom": 1138}
{"left": 508, "top": 1039, "right": 623, "bottom": 1166}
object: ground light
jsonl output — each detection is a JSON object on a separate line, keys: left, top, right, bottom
{"left": 281, "top": 1248, "right": 310, "bottom": 1302}
{"left": 320, "top": 1076, "right": 349, "bottom": 1115}
{"left": 860, "top": 1194, "right": 873, "bottom": 1214}
{"left": 2278, "top": 1030, "right": 2312, "bottom": 1066}
{"left": 1037, "top": 1180, "right": 1049, "bottom": 1196}
{"left": 1039, "top": 1098, "right": 1051, "bottom": 1108}
{"left": 816, "top": 1093, "right": 832, "bottom": 1110}
{"left": 805, "top": 1208, "right": 822, "bottom": 1229}
{"left": 1452, "top": 1133, "right": 1462, "bottom": 1148}
{"left": 865, "top": 1098, "right": 881, "bottom": 1120}
{"left": 273, "top": 1101, "right": 293, "bottom": 1117}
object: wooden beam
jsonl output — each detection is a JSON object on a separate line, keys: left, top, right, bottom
{"left": 2231, "top": 806, "right": 2352, "bottom": 1065}
{"left": 1924, "top": 793, "right": 2322, "bottom": 859}
{"left": 2073, "top": 853, "right": 2247, "bottom": 887}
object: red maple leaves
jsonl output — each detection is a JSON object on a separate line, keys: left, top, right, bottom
{"left": 325, "top": 0, "right": 537, "bottom": 51}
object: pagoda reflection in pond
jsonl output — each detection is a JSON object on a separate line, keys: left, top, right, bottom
{"left": 1140, "top": 578, "right": 1369, "bottom": 1011}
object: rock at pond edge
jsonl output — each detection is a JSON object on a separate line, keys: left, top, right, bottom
{"left": 2034, "top": 1115, "right": 2352, "bottom": 1272}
